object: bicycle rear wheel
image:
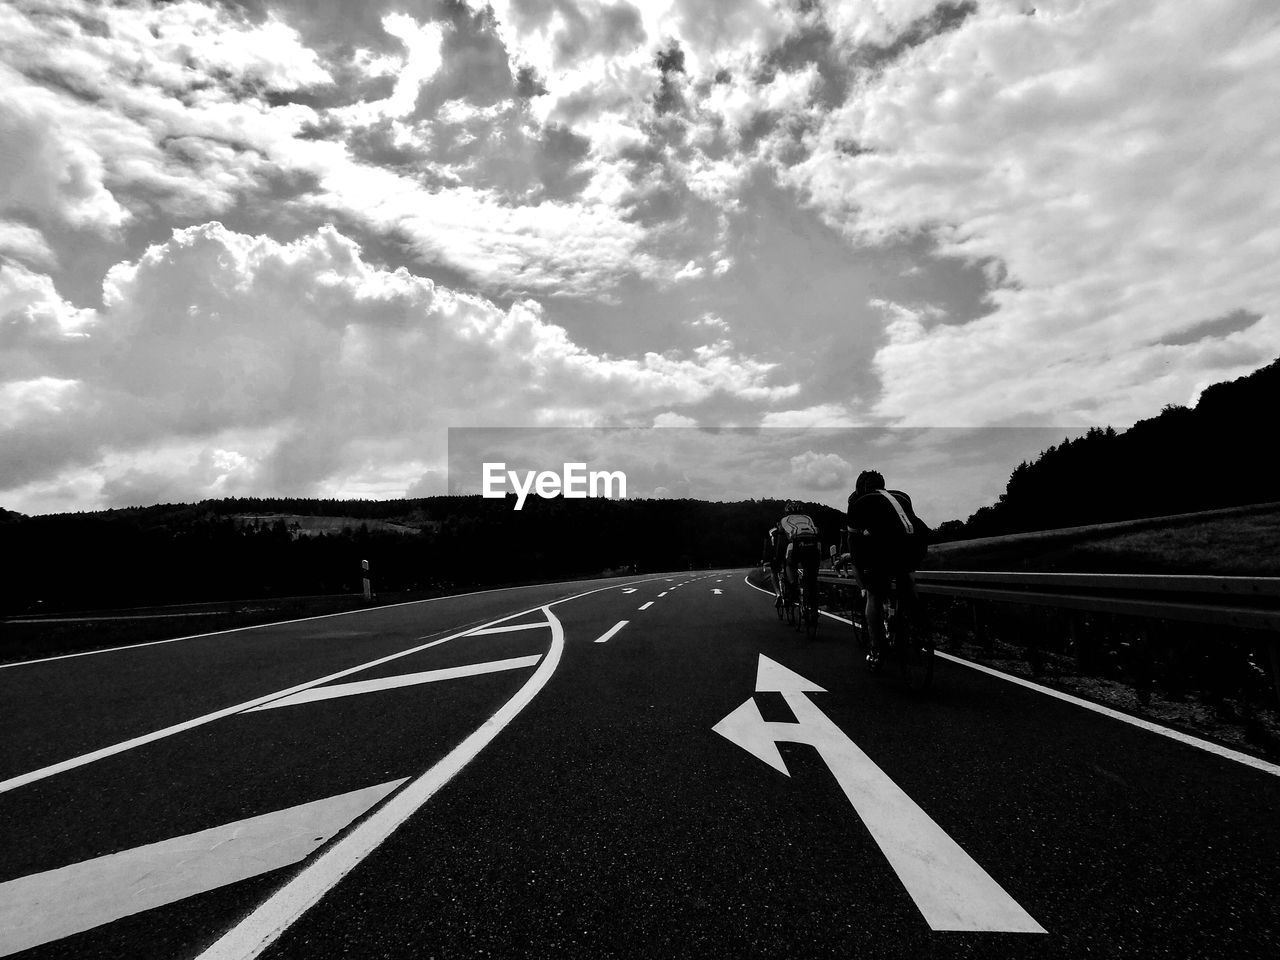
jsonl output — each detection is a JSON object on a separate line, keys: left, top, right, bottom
{"left": 896, "top": 617, "right": 933, "bottom": 692}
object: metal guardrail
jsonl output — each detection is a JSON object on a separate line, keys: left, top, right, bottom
{"left": 818, "top": 569, "right": 1280, "bottom": 633}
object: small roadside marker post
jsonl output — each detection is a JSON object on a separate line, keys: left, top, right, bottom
{"left": 361, "top": 560, "right": 372, "bottom": 601}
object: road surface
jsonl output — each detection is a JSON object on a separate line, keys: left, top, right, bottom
{"left": 1, "top": 570, "right": 1277, "bottom": 958}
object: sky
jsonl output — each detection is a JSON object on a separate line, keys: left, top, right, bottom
{"left": 2, "top": 0, "right": 1279, "bottom": 522}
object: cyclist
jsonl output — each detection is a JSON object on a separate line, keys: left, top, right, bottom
{"left": 777, "top": 502, "right": 822, "bottom": 619}
{"left": 846, "top": 471, "right": 928, "bottom": 668}
{"left": 762, "top": 526, "right": 785, "bottom": 608}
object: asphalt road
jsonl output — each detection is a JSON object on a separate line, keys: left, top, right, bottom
{"left": 1, "top": 571, "right": 1277, "bottom": 959}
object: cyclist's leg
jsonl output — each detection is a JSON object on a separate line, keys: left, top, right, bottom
{"left": 864, "top": 588, "right": 885, "bottom": 654}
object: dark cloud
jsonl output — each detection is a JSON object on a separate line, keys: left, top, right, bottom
{"left": 413, "top": 1, "right": 516, "bottom": 116}
{"left": 854, "top": 1, "right": 979, "bottom": 71}
{"left": 761, "top": 12, "right": 850, "bottom": 109}
{"left": 515, "top": 64, "right": 548, "bottom": 99}
{"left": 654, "top": 39, "right": 687, "bottom": 115}
{"left": 1156, "top": 309, "right": 1261, "bottom": 346}
{"left": 552, "top": 0, "right": 646, "bottom": 65}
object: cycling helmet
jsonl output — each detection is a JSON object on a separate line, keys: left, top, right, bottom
{"left": 855, "top": 470, "right": 885, "bottom": 494}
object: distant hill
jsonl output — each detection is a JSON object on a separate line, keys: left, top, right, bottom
{"left": 0, "top": 496, "right": 843, "bottom": 614}
{"left": 945, "top": 356, "right": 1280, "bottom": 540}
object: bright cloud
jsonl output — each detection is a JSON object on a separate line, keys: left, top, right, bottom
{"left": 791, "top": 0, "right": 1280, "bottom": 425}
{"left": 0, "top": 222, "right": 795, "bottom": 509}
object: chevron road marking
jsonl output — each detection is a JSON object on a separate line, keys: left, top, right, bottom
{"left": 0, "top": 780, "right": 406, "bottom": 958}
{"left": 245, "top": 656, "right": 543, "bottom": 711}
{"left": 197, "top": 607, "right": 568, "bottom": 960}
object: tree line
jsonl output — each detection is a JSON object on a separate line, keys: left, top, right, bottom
{"left": 0, "top": 496, "right": 845, "bottom": 614}
{"left": 937, "top": 355, "right": 1280, "bottom": 540}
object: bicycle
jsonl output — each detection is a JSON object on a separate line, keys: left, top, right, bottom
{"left": 796, "top": 571, "right": 819, "bottom": 640}
{"left": 857, "top": 578, "right": 934, "bottom": 691}
{"left": 884, "top": 577, "right": 933, "bottom": 691}
{"left": 781, "top": 572, "right": 797, "bottom": 626}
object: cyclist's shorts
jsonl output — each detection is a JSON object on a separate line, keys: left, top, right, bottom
{"left": 854, "top": 564, "right": 898, "bottom": 596}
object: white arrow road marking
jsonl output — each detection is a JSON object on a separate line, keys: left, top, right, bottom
{"left": 0, "top": 779, "right": 406, "bottom": 958}
{"left": 712, "top": 589, "right": 723, "bottom": 595}
{"left": 713, "top": 656, "right": 1045, "bottom": 934}
{"left": 244, "top": 656, "right": 542, "bottom": 711}
{"left": 638, "top": 601, "right": 654, "bottom": 610}
{"left": 197, "top": 606, "right": 566, "bottom": 960}
{"left": 466, "top": 622, "right": 550, "bottom": 636}
{"left": 593, "top": 621, "right": 629, "bottom": 644}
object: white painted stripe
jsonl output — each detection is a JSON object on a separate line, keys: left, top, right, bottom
{"left": 742, "top": 575, "right": 1280, "bottom": 778}
{"left": 638, "top": 601, "right": 654, "bottom": 610}
{"left": 196, "top": 607, "right": 567, "bottom": 960}
{"left": 593, "top": 621, "right": 629, "bottom": 644}
{"left": 245, "top": 656, "right": 542, "bottom": 711}
{"left": 465, "top": 622, "right": 550, "bottom": 636}
{"left": 0, "top": 576, "right": 675, "bottom": 796}
{"left": 658, "top": 591, "right": 668, "bottom": 597}
{"left": 0, "top": 779, "right": 406, "bottom": 958}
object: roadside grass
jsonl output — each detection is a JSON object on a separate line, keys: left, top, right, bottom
{"left": 1066, "top": 512, "right": 1280, "bottom": 575}
{"left": 930, "top": 502, "right": 1280, "bottom": 575}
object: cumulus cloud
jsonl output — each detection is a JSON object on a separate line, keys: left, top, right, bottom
{"left": 0, "top": 222, "right": 796, "bottom": 509}
{"left": 789, "top": 449, "right": 854, "bottom": 491}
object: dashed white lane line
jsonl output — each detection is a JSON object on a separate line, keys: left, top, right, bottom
{"left": 742, "top": 574, "right": 1280, "bottom": 778}
{"left": 466, "top": 622, "right": 550, "bottom": 636}
{"left": 593, "top": 621, "right": 629, "bottom": 644}
{"left": 658, "top": 591, "right": 668, "bottom": 597}
{"left": 0, "top": 779, "right": 407, "bottom": 958}
{"left": 244, "top": 656, "right": 543, "bottom": 712}
{"left": 638, "top": 601, "right": 654, "bottom": 610}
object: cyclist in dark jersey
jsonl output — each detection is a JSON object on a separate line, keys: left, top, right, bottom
{"left": 847, "top": 471, "right": 923, "bottom": 668}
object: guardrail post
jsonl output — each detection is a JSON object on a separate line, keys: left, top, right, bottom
{"left": 970, "top": 600, "right": 992, "bottom": 656}
{"left": 1266, "top": 641, "right": 1280, "bottom": 711}
{"left": 361, "top": 560, "right": 372, "bottom": 602}
{"left": 1068, "top": 613, "right": 1087, "bottom": 673}
{"left": 1129, "top": 627, "right": 1154, "bottom": 710}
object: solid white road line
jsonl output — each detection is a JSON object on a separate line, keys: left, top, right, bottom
{"left": 244, "top": 656, "right": 543, "bottom": 712}
{"left": 0, "top": 575, "right": 676, "bottom": 796}
{"left": 742, "top": 575, "right": 1280, "bottom": 778}
{"left": 196, "top": 607, "right": 568, "bottom": 960}
{"left": 465, "top": 622, "right": 550, "bottom": 636}
{"left": 933, "top": 650, "right": 1280, "bottom": 778}
{"left": 638, "top": 601, "right": 654, "bottom": 610}
{"left": 593, "top": 621, "right": 629, "bottom": 644}
{"left": 0, "top": 779, "right": 406, "bottom": 958}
